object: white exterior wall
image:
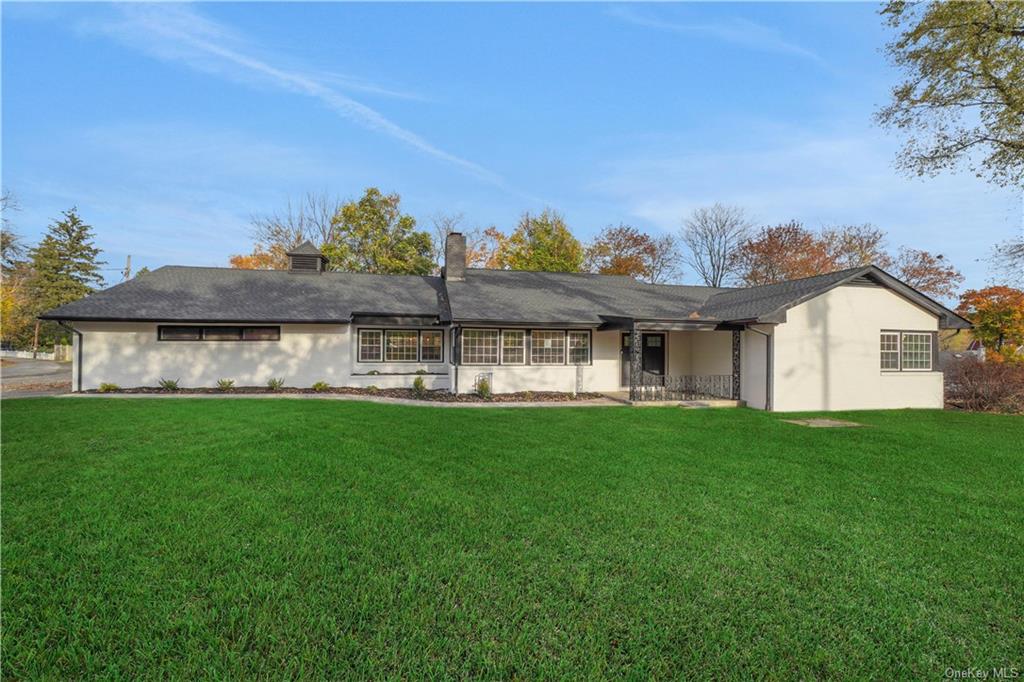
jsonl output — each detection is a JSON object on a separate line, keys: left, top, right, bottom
{"left": 73, "top": 322, "right": 449, "bottom": 391}
{"left": 740, "top": 327, "right": 771, "bottom": 410}
{"left": 771, "top": 285, "right": 942, "bottom": 411}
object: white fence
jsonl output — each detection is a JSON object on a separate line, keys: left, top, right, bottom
{"left": 0, "top": 345, "right": 73, "bottom": 362}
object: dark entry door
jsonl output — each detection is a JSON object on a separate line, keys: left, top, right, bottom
{"left": 642, "top": 333, "right": 666, "bottom": 377}
{"left": 621, "top": 333, "right": 666, "bottom": 386}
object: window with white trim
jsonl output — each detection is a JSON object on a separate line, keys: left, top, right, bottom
{"left": 358, "top": 330, "right": 383, "bottom": 362}
{"left": 568, "top": 331, "right": 590, "bottom": 364}
{"left": 462, "top": 330, "right": 499, "bottom": 364}
{"left": 531, "top": 330, "right": 565, "bottom": 365}
{"left": 880, "top": 332, "right": 900, "bottom": 370}
{"left": 502, "top": 330, "right": 525, "bottom": 364}
{"left": 385, "top": 330, "right": 419, "bottom": 362}
{"left": 901, "top": 332, "right": 932, "bottom": 370}
{"left": 880, "top": 331, "right": 934, "bottom": 371}
{"left": 420, "top": 330, "right": 443, "bottom": 362}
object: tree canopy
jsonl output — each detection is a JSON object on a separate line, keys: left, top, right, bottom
{"left": 585, "top": 224, "right": 679, "bottom": 283}
{"left": 492, "top": 210, "right": 584, "bottom": 272}
{"left": 877, "top": 1, "right": 1024, "bottom": 188}
{"left": 323, "top": 188, "right": 434, "bottom": 275}
{"left": 957, "top": 286, "right": 1024, "bottom": 360}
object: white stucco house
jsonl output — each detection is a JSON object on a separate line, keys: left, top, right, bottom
{"left": 40, "top": 234, "right": 971, "bottom": 411}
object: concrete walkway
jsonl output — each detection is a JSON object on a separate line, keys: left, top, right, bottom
{"left": 54, "top": 392, "right": 626, "bottom": 408}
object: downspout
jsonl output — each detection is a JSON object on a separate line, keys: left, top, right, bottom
{"left": 57, "top": 321, "right": 83, "bottom": 392}
{"left": 747, "top": 325, "right": 772, "bottom": 411}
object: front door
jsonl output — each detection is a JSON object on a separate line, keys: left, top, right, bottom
{"left": 621, "top": 333, "right": 666, "bottom": 386}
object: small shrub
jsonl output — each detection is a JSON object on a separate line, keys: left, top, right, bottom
{"left": 312, "top": 381, "right": 331, "bottom": 393}
{"left": 366, "top": 385, "right": 379, "bottom": 394}
{"left": 98, "top": 382, "right": 119, "bottom": 393}
{"left": 415, "top": 369, "right": 428, "bottom": 375}
{"left": 217, "top": 379, "right": 235, "bottom": 391}
{"left": 267, "top": 377, "right": 285, "bottom": 392}
{"left": 412, "top": 376, "right": 427, "bottom": 398}
{"left": 158, "top": 378, "right": 179, "bottom": 391}
{"left": 945, "top": 359, "right": 1024, "bottom": 413}
{"left": 367, "top": 370, "right": 381, "bottom": 376}
{"left": 522, "top": 390, "right": 534, "bottom": 401}
{"left": 476, "top": 377, "right": 491, "bottom": 400}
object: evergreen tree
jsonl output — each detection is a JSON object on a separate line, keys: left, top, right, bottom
{"left": 28, "top": 208, "right": 104, "bottom": 348}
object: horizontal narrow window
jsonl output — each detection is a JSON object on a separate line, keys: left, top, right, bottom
{"left": 158, "top": 326, "right": 281, "bottom": 342}
{"left": 385, "top": 330, "right": 419, "bottom": 362}
{"left": 462, "top": 329, "right": 499, "bottom": 365}
{"left": 358, "top": 330, "right": 382, "bottom": 362}
{"left": 568, "top": 331, "right": 590, "bottom": 365}
{"left": 243, "top": 326, "right": 280, "bottom": 341}
{"left": 502, "top": 330, "right": 525, "bottom": 365}
{"left": 159, "top": 326, "right": 202, "bottom": 341}
{"left": 531, "top": 330, "right": 565, "bottom": 365}
{"left": 204, "top": 326, "right": 243, "bottom": 341}
{"left": 420, "top": 330, "right": 443, "bottom": 362}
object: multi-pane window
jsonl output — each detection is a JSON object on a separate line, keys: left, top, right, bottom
{"left": 880, "top": 331, "right": 933, "bottom": 371}
{"left": 158, "top": 326, "right": 280, "bottom": 342}
{"left": 531, "top": 330, "right": 565, "bottom": 365}
{"left": 880, "top": 333, "right": 900, "bottom": 370}
{"left": 568, "top": 331, "right": 590, "bottom": 364}
{"left": 359, "top": 330, "right": 383, "bottom": 362}
{"left": 462, "top": 330, "right": 499, "bottom": 364}
{"left": 385, "top": 330, "right": 419, "bottom": 362}
{"left": 502, "top": 330, "right": 525, "bottom": 364}
{"left": 901, "top": 333, "right": 932, "bottom": 370}
{"left": 420, "top": 331, "right": 443, "bottom": 362}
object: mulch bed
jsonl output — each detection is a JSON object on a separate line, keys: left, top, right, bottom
{"left": 83, "top": 386, "right": 604, "bottom": 403}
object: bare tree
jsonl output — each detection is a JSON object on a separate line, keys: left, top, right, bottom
{"left": 680, "top": 204, "right": 752, "bottom": 287}
{"left": 822, "top": 224, "right": 892, "bottom": 269}
{"left": 990, "top": 237, "right": 1024, "bottom": 285}
{"left": 1, "top": 189, "right": 25, "bottom": 272}
{"left": 647, "top": 234, "right": 681, "bottom": 284}
{"left": 249, "top": 192, "right": 344, "bottom": 252}
{"left": 431, "top": 212, "right": 465, "bottom": 270}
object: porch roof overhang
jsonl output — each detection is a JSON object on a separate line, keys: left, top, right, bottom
{"left": 597, "top": 315, "right": 731, "bottom": 332}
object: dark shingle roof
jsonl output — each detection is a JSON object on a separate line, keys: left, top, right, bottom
{"left": 41, "top": 263, "right": 970, "bottom": 329}
{"left": 445, "top": 269, "right": 727, "bottom": 324}
{"left": 40, "top": 266, "right": 447, "bottom": 323}
{"left": 286, "top": 241, "right": 323, "bottom": 256}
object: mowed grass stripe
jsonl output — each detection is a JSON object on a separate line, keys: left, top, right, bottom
{"left": 2, "top": 399, "right": 1021, "bottom": 678}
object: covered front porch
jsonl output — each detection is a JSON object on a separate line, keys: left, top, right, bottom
{"left": 601, "top": 318, "right": 745, "bottom": 404}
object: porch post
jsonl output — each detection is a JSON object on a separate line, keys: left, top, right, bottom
{"left": 731, "top": 330, "right": 741, "bottom": 400}
{"left": 629, "top": 322, "right": 642, "bottom": 401}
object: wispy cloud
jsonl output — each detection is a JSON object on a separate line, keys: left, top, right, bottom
{"left": 80, "top": 4, "right": 502, "bottom": 186}
{"left": 607, "top": 5, "right": 824, "bottom": 65}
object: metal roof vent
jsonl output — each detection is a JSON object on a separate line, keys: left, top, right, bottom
{"left": 287, "top": 241, "right": 328, "bottom": 273}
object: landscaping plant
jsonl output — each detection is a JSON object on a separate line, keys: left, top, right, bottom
{"left": 216, "top": 379, "right": 235, "bottom": 391}
{"left": 158, "top": 378, "right": 180, "bottom": 391}
{"left": 266, "top": 378, "right": 285, "bottom": 392}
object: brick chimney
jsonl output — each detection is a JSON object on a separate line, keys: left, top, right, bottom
{"left": 443, "top": 232, "right": 466, "bottom": 281}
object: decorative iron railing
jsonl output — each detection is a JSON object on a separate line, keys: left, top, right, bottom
{"left": 635, "top": 373, "right": 733, "bottom": 401}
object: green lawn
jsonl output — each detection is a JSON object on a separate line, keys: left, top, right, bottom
{"left": 3, "top": 399, "right": 1022, "bottom": 678}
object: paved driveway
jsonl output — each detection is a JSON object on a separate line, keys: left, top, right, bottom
{"left": 1, "top": 358, "right": 72, "bottom": 397}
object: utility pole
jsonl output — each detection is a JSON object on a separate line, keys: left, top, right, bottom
{"left": 122, "top": 255, "right": 131, "bottom": 281}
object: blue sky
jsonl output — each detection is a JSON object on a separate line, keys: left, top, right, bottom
{"left": 3, "top": 2, "right": 1020, "bottom": 293}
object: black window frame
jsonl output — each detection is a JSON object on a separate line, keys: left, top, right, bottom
{"left": 457, "top": 328, "right": 593, "bottom": 367}
{"left": 158, "top": 325, "right": 281, "bottom": 342}
{"left": 384, "top": 329, "right": 420, "bottom": 363}
{"left": 420, "top": 330, "right": 444, "bottom": 363}
{"left": 356, "top": 328, "right": 446, "bottom": 364}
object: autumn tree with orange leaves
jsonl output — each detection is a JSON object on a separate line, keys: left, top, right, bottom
{"left": 732, "top": 222, "right": 836, "bottom": 286}
{"left": 957, "top": 286, "right": 1024, "bottom": 360}
{"left": 892, "top": 247, "right": 964, "bottom": 299}
{"left": 585, "top": 224, "right": 679, "bottom": 283}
